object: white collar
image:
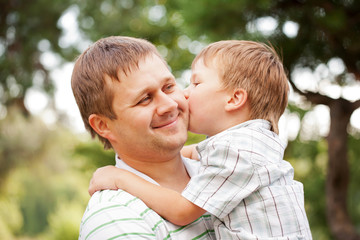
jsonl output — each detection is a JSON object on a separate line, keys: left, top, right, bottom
{"left": 115, "top": 154, "right": 199, "bottom": 186}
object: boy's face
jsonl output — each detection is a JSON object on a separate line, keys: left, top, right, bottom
{"left": 184, "top": 58, "right": 230, "bottom": 136}
{"left": 106, "top": 54, "right": 189, "bottom": 161}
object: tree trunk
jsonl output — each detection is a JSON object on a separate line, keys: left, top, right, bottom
{"left": 326, "top": 99, "right": 360, "bottom": 240}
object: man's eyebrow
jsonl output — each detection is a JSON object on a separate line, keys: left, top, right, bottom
{"left": 131, "top": 76, "right": 176, "bottom": 102}
{"left": 158, "top": 76, "right": 176, "bottom": 87}
{"left": 128, "top": 86, "right": 151, "bottom": 105}
{"left": 163, "top": 75, "right": 176, "bottom": 82}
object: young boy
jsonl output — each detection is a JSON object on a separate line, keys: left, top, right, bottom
{"left": 89, "top": 40, "right": 312, "bottom": 239}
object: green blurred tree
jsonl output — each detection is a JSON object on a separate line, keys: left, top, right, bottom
{"left": 0, "top": 107, "right": 52, "bottom": 185}
{"left": 285, "top": 135, "right": 360, "bottom": 240}
{"left": 72, "top": 141, "right": 115, "bottom": 170}
{"left": 286, "top": 138, "right": 330, "bottom": 240}
{"left": 0, "top": 109, "right": 91, "bottom": 238}
{"left": 43, "top": 200, "right": 85, "bottom": 240}
{"left": 0, "top": 0, "right": 76, "bottom": 114}
{"left": 0, "top": 196, "right": 23, "bottom": 240}
{"left": 75, "top": 0, "right": 195, "bottom": 79}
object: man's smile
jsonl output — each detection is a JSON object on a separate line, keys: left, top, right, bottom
{"left": 151, "top": 114, "right": 180, "bottom": 129}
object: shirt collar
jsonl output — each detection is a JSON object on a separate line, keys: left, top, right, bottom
{"left": 115, "top": 154, "right": 199, "bottom": 186}
{"left": 197, "top": 119, "right": 272, "bottom": 151}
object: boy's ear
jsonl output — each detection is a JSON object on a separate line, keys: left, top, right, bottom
{"left": 225, "top": 88, "right": 248, "bottom": 112}
{"left": 88, "top": 114, "right": 114, "bottom": 141}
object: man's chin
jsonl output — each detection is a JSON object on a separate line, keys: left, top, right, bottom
{"left": 152, "top": 138, "right": 186, "bottom": 153}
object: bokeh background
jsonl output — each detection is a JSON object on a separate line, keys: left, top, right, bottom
{"left": 1, "top": 0, "right": 360, "bottom": 239}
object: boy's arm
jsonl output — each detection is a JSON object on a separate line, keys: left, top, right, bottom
{"left": 180, "top": 144, "right": 199, "bottom": 160}
{"left": 88, "top": 166, "right": 206, "bottom": 226}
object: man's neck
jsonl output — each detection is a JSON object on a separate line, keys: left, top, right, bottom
{"left": 118, "top": 153, "right": 190, "bottom": 193}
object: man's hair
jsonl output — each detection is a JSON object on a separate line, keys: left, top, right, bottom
{"left": 193, "top": 40, "right": 289, "bottom": 134}
{"left": 71, "top": 36, "right": 161, "bottom": 149}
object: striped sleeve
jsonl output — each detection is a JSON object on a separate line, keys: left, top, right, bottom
{"left": 79, "top": 190, "right": 156, "bottom": 240}
{"left": 182, "top": 139, "right": 261, "bottom": 218}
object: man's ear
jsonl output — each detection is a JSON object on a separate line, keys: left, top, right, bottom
{"left": 225, "top": 88, "right": 248, "bottom": 112}
{"left": 88, "top": 114, "right": 114, "bottom": 140}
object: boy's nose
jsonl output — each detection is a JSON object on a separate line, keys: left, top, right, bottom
{"left": 183, "top": 87, "right": 190, "bottom": 99}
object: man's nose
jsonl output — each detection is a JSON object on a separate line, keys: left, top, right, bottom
{"left": 156, "top": 92, "right": 178, "bottom": 115}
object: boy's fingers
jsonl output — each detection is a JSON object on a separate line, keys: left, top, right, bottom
{"left": 88, "top": 179, "right": 95, "bottom": 196}
{"left": 87, "top": 165, "right": 118, "bottom": 196}
{"left": 88, "top": 184, "right": 95, "bottom": 196}
{"left": 88, "top": 187, "right": 93, "bottom": 196}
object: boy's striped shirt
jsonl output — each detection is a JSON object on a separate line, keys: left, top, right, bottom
{"left": 182, "top": 120, "right": 312, "bottom": 239}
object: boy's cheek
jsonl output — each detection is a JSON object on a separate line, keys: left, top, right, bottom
{"left": 185, "top": 99, "right": 190, "bottom": 108}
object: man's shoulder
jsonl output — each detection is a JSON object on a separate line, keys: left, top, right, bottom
{"left": 87, "top": 189, "right": 145, "bottom": 207}
{"left": 83, "top": 189, "right": 157, "bottom": 222}
{"left": 79, "top": 189, "right": 162, "bottom": 239}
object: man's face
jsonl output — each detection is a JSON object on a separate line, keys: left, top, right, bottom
{"left": 107, "top": 54, "right": 189, "bottom": 162}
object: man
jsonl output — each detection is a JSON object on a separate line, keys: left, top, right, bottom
{"left": 71, "top": 36, "right": 215, "bottom": 239}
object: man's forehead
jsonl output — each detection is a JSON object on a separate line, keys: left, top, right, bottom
{"left": 116, "top": 54, "right": 168, "bottom": 77}
{"left": 111, "top": 56, "right": 175, "bottom": 97}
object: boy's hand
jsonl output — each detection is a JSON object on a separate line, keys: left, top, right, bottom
{"left": 88, "top": 165, "right": 122, "bottom": 196}
{"left": 181, "top": 144, "right": 199, "bottom": 160}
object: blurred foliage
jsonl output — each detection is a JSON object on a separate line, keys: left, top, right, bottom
{"left": 285, "top": 135, "right": 360, "bottom": 240}
{"left": 348, "top": 136, "right": 360, "bottom": 225}
{"left": 0, "top": 109, "right": 92, "bottom": 239}
{"left": 73, "top": 141, "right": 115, "bottom": 171}
{"left": 0, "top": 106, "right": 53, "bottom": 185}
{"left": 0, "top": 196, "right": 22, "bottom": 239}
{"left": 174, "top": 0, "right": 360, "bottom": 81}
{"left": 76, "top": 0, "right": 196, "bottom": 79}
{"left": 286, "top": 139, "right": 330, "bottom": 239}
{"left": 185, "top": 132, "right": 207, "bottom": 145}
{"left": 41, "top": 200, "right": 85, "bottom": 240}
{"left": 0, "top": 0, "right": 77, "bottom": 112}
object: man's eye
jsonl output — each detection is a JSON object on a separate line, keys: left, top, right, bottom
{"left": 138, "top": 95, "right": 151, "bottom": 105}
{"left": 164, "top": 84, "right": 175, "bottom": 92}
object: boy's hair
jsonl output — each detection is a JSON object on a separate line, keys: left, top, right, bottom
{"left": 193, "top": 40, "right": 289, "bottom": 134}
{"left": 71, "top": 36, "right": 161, "bottom": 149}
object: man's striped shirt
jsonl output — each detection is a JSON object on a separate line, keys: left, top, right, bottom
{"left": 79, "top": 157, "right": 215, "bottom": 240}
